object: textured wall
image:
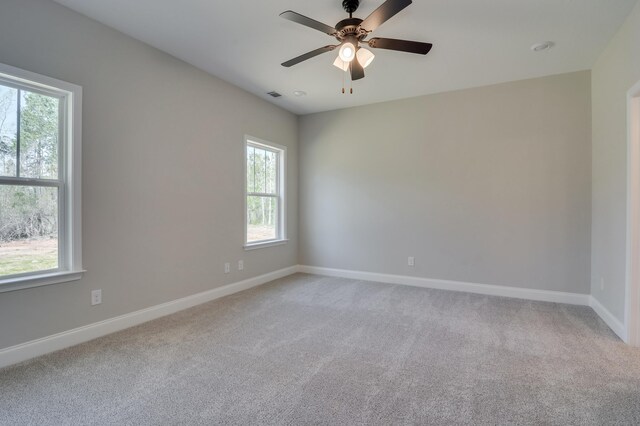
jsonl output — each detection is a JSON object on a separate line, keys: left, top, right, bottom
{"left": 0, "top": 0, "right": 298, "bottom": 349}
{"left": 299, "top": 71, "right": 592, "bottom": 294}
{"left": 591, "top": 0, "right": 640, "bottom": 322}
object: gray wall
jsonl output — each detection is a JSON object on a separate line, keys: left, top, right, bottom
{"left": 299, "top": 71, "right": 592, "bottom": 294}
{"left": 591, "top": 0, "right": 640, "bottom": 322}
{"left": 0, "top": 0, "right": 298, "bottom": 350}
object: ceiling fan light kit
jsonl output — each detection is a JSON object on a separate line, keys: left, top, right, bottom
{"left": 280, "top": 0, "right": 432, "bottom": 91}
{"left": 356, "top": 48, "right": 375, "bottom": 68}
{"left": 333, "top": 56, "right": 350, "bottom": 72}
{"left": 339, "top": 38, "right": 357, "bottom": 62}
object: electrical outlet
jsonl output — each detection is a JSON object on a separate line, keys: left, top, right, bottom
{"left": 91, "top": 289, "right": 102, "bottom": 306}
{"left": 600, "top": 277, "right": 604, "bottom": 291}
{"left": 408, "top": 256, "right": 415, "bottom": 267}
{"left": 224, "top": 263, "right": 230, "bottom": 274}
{"left": 238, "top": 260, "right": 244, "bottom": 271}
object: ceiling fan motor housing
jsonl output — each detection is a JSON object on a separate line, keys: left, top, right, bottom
{"left": 335, "top": 18, "right": 367, "bottom": 42}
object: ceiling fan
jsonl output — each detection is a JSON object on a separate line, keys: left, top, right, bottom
{"left": 280, "top": 0, "right": 433, "bottom": 82}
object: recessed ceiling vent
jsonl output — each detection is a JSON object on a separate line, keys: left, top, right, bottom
{"left": 267, "top": 91, "right": 282, "bottom": 98}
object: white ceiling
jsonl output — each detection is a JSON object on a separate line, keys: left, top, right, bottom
{"left": 52, "top": 0, "right": 637, "bottom": 115}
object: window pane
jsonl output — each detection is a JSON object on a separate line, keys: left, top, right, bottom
{"left": 265, "top": 150, "right": 277, "bottom": 195}
{"left": 247, "top": 195, "right": 277, "bottom": 242}
{"left": 253, "top": 147, "right": 266, "bottom": 194}
{"left": 0, "top": 185, "right": 59, "bottom": 277}
{"left": 247, "top": 146, "right": 255, "bottom": 193}
{"left": 19, "top": 90, "right": 59, "bottom": 179}
{"left": 0, "top": 85, "right": 18, "bottom": 177}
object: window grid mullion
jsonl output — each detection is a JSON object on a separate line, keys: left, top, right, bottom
{"left": 247, "top": 192, "right": 278, "bottom": 198}
{"left": 0, "top": 177, "right": 62, "bottom": 188}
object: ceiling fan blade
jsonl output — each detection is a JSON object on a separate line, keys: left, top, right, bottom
{"left": 367, "top": 37, "right": 433, "bottom": 55}
{"left": 359, "top": 0, "right": 412, "bottom": 33}
{"left": 282, "top": 45, "right": 338, "bottom": 67}
{"left": 280, "top": 11, "right": 337, "bottom": 36}
{"left": 350, "top": 57, "right": 365, "bottom": 81}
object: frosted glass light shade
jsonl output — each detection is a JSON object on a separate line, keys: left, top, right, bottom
{"left": 339, "top": 42, "right": 356, "bottom": 62}
{"left": 356, "top": 48, "right": 375, "bottom": 68}
{"left": 333, "top": 56, "right": 349, "bottom": 72}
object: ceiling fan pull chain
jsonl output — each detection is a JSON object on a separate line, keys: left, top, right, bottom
{"left": 349, "top": 62, "right": 353, "bottom": 94}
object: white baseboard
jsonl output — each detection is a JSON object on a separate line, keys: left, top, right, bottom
{"left": 298, "top": 265, "right": 591, "bottom": 306}
{"left": 299, "top": 265, "right": 637, "bottom": 340}
{"left": 589, "top": 296, "right": 627, "bottom": 341}
{"left": 1, "top": 265, "right": 629, "bottom": 369}
{"left": 0, "top": 266, "right": 298, "bottom": 369}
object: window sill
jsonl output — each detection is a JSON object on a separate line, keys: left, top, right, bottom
{"left": 244, "top": 239, "right": 289, "bottom": 251}
{"left": 0, "top": 270, "right": 85, "bottom": 293}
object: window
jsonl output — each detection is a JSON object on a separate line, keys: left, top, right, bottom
{"left": 0, "top": 63, "right": 82, "bottom": 292}
{"left": 245, "top": 136, "right": 286, "bottom": 248}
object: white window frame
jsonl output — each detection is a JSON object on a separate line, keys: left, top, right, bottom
{"left": 244, "top": 135, "right": 287, "bottom": 250}
{"left": 0, "top": 63, "right": 83, "bottom": 293}
{"left": 626, "top": 78, "right": 640, "bottom": 347}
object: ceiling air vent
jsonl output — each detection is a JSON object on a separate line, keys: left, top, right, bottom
{"left": 267, "top": 91, "right": 282, "bottom": 98}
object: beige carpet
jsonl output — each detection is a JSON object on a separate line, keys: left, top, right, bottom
{"left": 1, "top": 273, "right": 640, "bottom": 425}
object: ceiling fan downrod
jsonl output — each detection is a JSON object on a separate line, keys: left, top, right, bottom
{"left": 342, "top": 0, "right": 360, "bottom": 18}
